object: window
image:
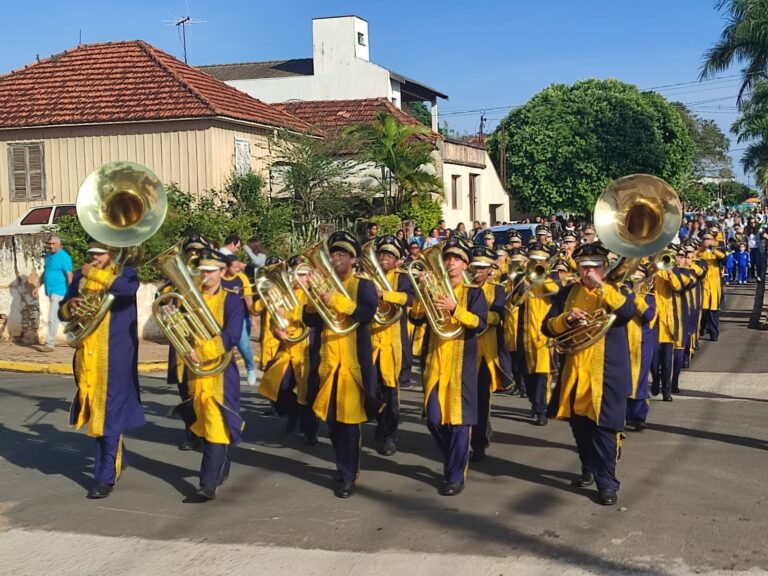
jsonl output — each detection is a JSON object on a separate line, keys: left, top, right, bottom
{"left": 469, "top": 174, "right": 479, "bottom": 221}
{"left": 451, "top": 175, "right": 461, "bottom": 210}
{"left": 357, "top": 32, "right": 366, "bottom": 46}
{"left": 234, "top": 138, "right": 251, "bottom": 176}
{"left": 9, "top": 142, "right": 45, "bottom": 201}
{"left": 53, "top": 205, "right": 77, "bottom": 222}
{"left": 20, "top": 207, "right": 52, "bottom": 226}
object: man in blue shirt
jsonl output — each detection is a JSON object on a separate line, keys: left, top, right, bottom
{"left": 32, "top": 235, "right": 73, "bottom": 350}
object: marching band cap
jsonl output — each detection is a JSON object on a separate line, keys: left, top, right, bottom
{"left": 495, "top": 246, "right": 509, "bottom": 257}
{"left": 197, "top": 248, "right": 229, "bottom": 271}
{"left": 581, "top": 224, "right": 596, "bottom": 235}
{"left": 572, "top": 241, "right": 610, "bottom": 266}
{"left": 700, "top": 231, "right": 715, "bottom": 241}
{"left": 508, "top": 247, "right": 528, "bottom": 262}
{"left": 182, "top": 232, "right": 210, "bottom": 252}
{"left": 682, "top": 242, "right": 697, "bottom": 253}
{"left": 328, "top": 231, "right": 361, "bottom": 258}
{"left": 471, "top": 245, "right": 497, "bottom": 268}
{"left": 376, "top": 234, "right": 405, "bottom": 258}
{"left": 507, "top": 230, "right": 523, "bottom": 242}
{"left": 483, "top": 230, "right": 496, "bottom": 240}
{"left": 287, "top": 255, "right": 310, "bottom": 275}
{"left": 552, "top": 258, "right": 570, "bottom": 273}
{"left": 535, "top": 224, "right": 550, "bottom": 236}
{"left": 265, "top": 256, "right": 283, "bottom": 266}
{"left": 527, "top": 242, "right": 551, "bottom": 261}
{"left": 561, "top": 231, "right": 578, "bottom": 242}
{"left": 86, "top": 237, "right": 112, "bottom": 254}
{"left": 442, "top": 237, "right": 472, "bottom": 263}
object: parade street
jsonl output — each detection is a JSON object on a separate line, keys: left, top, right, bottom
{"left": 0, "top": 282, "right": 765, "bottom": 576}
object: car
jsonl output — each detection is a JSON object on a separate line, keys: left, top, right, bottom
{"left": 0, "top": 204, "right": 77, "bottom": 236}
{"left": 479, "top": 223, "right": 539, "bottom": 246}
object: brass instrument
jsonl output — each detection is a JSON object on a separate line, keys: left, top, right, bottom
{"left": 291, "top": 241, "right": 359, "bottom": 335}
{"left": 505, "top": 258, "right": 551, "bottom": 313}
{"left": 550, "top": 174, "right": 682, "bottom": 354}
{"left": 359, "top": 240, "right": 403, "bottom": 326}
{"left": 151, "top": 244, "right": 233, "bottom": 376}
{"left": 406, "top": 242, "right": 464, "bottom": 339}
{"left": 254, "top": 261, "right": 308, "bottom": 342}
{"left": 64, "top": 162, "right": 167, "bottom": 347}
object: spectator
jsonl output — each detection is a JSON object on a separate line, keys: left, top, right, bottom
{"left": 243, "top": 238, "right": 267, "bottom": 282}
{"left": 455, "top": 222, "right": 467, "bottom": 238}
{"left": 33, "top": 235, "right": 73, "bottom": 351}
{"left": 444, "top": 228, "right": 454, "bottom": 239}
{"left": 472, "top": 221, "right": 481, "bottom": 236}
{"left": 219, "top": 233, "right": 241, "bottom": 257}
{"left": 744, "top": 217, "right": 763, "bottom": 281}
{"left": 409, "top": 226, "right": 426, "bottom": 249}
{"left": 367, "top": 222, "right": 379, "bottom": 241}
{"left": 406, "top": 241, "right": 421, "bottom": 263}
{"left": 548, "top": 214, "right": 563, "bottom": 240}
{"left": 395, "top": 229, "right": 406, "bottom": 243}
{"left": 424, "top": 227, "right": 441, "bottom": 248}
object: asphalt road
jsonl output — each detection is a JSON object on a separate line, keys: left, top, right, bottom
{"left": 0, "top": 283, "right": 767, "bottom": 575}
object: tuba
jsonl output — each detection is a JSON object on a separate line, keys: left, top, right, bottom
{"left": 359, "top": 240, "right": 403, "bottom": 326}
{"left": 406, "top": 242, "right": 463, "bottom": 339}
{"left": 64, "top": 162, "right": 167, "bottom": 347}
{"left": 291, "top": 241, "right": 359, "bottom": 335}
{"left": 151, "top": 244, "right": 233, "bottom": 376}
{"left": 254, "top": 261, "right": 308, "bottom": 342}
{"left": 549, "top": 174, "right": 682, "bottom": 354}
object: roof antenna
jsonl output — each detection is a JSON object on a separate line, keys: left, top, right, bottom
{"left": 79, "top": 29, "right": 82, "bottom": 46}
{"left": 163, "top": 2, "right": 205, "bottom": 64}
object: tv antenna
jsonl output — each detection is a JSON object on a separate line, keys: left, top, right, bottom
{"left": 163, "top": 3, "right": 205, "bottom": 63}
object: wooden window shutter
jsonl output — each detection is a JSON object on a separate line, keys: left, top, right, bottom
{"left": 8, "top": 142, "right": 45, "bottom": 201}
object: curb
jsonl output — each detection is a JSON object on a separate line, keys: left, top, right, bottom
{"left": 0, "top": 361, "right": 168, "bottom": 375}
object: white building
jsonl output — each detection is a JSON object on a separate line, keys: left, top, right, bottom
{"left": 200, "top": 16, "right": 447, "bottom": 131}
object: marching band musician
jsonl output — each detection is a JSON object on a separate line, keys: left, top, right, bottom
{"left": 301, "top": 231, "right": 382, "bottom": 498}
{"left": 59, "top": 240, "right": 144, "bottom": 499}
{"left": 672, "top": 247, "right": 703, "bottom": 393}
{"left": 625, "top": 263, "right": 657, "bottom": 431}
{"left": 509, "top": 242, "right": 560, "bottom": 426}
{"left": 698, "top": 231, "right": 726, "bottom": 342}
{"left": 505, "top": 246, "right": 528, "bottom": 397}
{"left": 371, "top": 235, "right": 414, "bottom": 457}
{"left": 542, "top": 242, "right": 637, "bottom": 506}
{"left": 650, "top": 249, "right": 686, "bottom": 401}
{"left": 409, "top": 238, "right": 488, "bottom": 496}
{"left": 252, "top": 256, "right": 283, "bottom": 371}
{"left": 684, "top": 243, "right": 708, "bottom": 366}
{"left": 222, "top": 255, "right": 257, "bottom": 386}
{"left": 176, "top": 248, "right": 245, "bottom": 501}
{"left": 258, "top": 257, "right": 317, "bottom": 442}
{"left": 469, "top": 245, "right": 513, "bottom": 462}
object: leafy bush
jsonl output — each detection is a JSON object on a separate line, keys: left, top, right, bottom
{"left": 369, "top": 214, "right": 403, "bottom": 234}
{"left": 400, "top": 194, "right": 443, "bottom": 232}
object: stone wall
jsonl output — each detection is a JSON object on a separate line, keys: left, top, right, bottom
{"left": 0, "top": 235, "right": 165, "bottom": 344}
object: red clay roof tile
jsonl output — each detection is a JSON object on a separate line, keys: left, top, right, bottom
{"left": 0, "top": 40, "right": 311, "bottom": 131}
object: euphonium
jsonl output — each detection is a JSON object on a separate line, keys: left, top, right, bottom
{"left": 549, "top": 174, "right": 682, "bottom": 354}
{"left": 405, "top": 242, "right": 463, "bottom": 339}
{"left": 151, "top": 244, "right": 233, "bottom": 376}
{"left": 254, "top": 261, "right": 308, "bottom": 342}
{"left": 505, "top": 258, "right": 551, "bottom": 314}
{"left": 64, "top": 161, "right": 167, "bottom": 347}
{"left": 359, "top": 240, "right": 403, "bottom": 326}
{"left": 291, "top": 241, "right": 359, "bottom": 335}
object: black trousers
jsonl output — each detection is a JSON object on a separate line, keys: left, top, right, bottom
{"left": 200, "top": 441, "right": 230, "bottom": 490}
{"left": 375, "top": 385, "right": 400, "bottom": 442}
{"left": 327, "top": 420, "right": 361, "bottom": 483}
{"left": 471, "top": 362, "right": 493, "bottom": 454}
{"left": 526, "top": 372, "right": 549, "bottom": 416}
{"left": 570, "top": 416, "right": 620, "bottom": 491}
{"left": 700, "top": 309, "right": 720, "bottom": 340}
{"left": 651, "top": 343, "right": 674, "bottom": 396}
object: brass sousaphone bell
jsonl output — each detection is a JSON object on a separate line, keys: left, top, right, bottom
{"left": 64, "top": 162, "right": 167, "bottom": 347}
{"left": 549, "top": 174, "right": 682, "bottom": 354}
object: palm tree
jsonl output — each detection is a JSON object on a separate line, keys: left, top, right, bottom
{"left": 344, "top": 112, "right": 442, "bottom": 214}
{"left": 732, "top": 81, "right": 768, "bottom": 186}
{"left": 700, "top": 0, "right": 768, "bottom": 103}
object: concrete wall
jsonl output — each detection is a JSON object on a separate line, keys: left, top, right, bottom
{"left": 0, "top": 235, "right": 165, "bottom": 344}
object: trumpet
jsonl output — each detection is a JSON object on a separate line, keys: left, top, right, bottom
{"left": 406, "top": 242, "right": 463, "bottom": 339}
{"left": 505, "top": 259, "right": 551, "bottom": 313}
{"left": 253, "top": 261, "right": 308, "bottom": 342}
{"left": 65, "top": 162, "right": 167, "bottom": 347}
{"left": 292, "top": 242, "right": 359, "bottom": 335}
{"left": 358, "top": 240, "right": 403, "bottom": 326}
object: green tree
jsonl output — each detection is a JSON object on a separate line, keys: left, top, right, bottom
{"left": 704, "top": 180, "right": 757, "bottom": 205}
{"left": 403, "top": 101, "right": 432, "bottom": 127}
{"left": 487, "top": 79, "right": 695, "bottom": 215}
{"left": 673, "top": 102, "right": 733, "bottom": 178}
{"left": 344, "top": 112, "right": 442, "bottom": 215}
{"left": 700, "top": 0, "right": 768, "bottom": 103}
{"left": 731, "top": 80, "right": 768, "bottom": 187}
{"left": 678, "top": 181, "right": 715, "bottom": 210}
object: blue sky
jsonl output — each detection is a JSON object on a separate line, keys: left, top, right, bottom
{"left": 0, "top": 1, "right": 749, "bottom": 182}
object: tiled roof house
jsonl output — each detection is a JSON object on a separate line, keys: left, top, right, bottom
{"left": 0, "top": 40, "right": 311, "bottom": 227}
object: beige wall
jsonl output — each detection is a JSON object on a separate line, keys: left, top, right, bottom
{"left": 0, "top": 120, "right": 274, "bottom": 228}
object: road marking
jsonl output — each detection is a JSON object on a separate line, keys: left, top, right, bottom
{"left": 97, "top": 506, "right": 182, "bottom": 519}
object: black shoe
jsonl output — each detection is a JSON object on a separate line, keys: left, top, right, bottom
{"left": 439, "top": 481, "right": 465, "bottom": 496}
{"left": 663, "top": 395, "right": 673, "bottom": 402}
{"left": 598, "top": 488, "right": 618, "bottom": 506}
{"left": 286, "top": 415, "right": 299, "bottom": 434}
{"left": 535, "top": 413, "right": 548, "bottom": 426}
{"left": 682, "top": 358, "right": 690, "bottom": 369}
{"left": 87, "top": 483, "right": 113, "bottom": 499}
{"left": 379, "top": 437, "right": 397, "bottom": 456}
{"left": 518, "top": 388, "right": 527, "bottom": 398}
{"left": 634, "top": 420, "right": 647, "bottom": 432}
{"left": 470, "top": 448, "right": 485, "bottom": 462}
{"left": 672, "top": 387, "right": 680, "bottom": 394}
{"left": 335, "top": 481, "right": 355, "bottom": 498}
{"left": 650, "top": 386, "right": 660, "bottom": 397}
{"left": 196, "top": 486, "right": 217, "bottom": 500}
{"left": 179, "top": 438, "right": 201, "bottom": 451}
{"left": 572, "top": 472, "right": 594, "bottom": 488}
{"left": 304, "top": 433, "right": 318, "bottom": 446}
{"left": 711, "top": 337, "right": 718, "bottom": 342}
